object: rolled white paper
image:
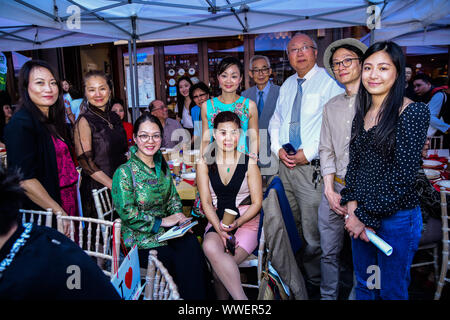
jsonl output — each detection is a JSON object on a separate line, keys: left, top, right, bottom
{"left": 365, "top": 228, "right": 393, "bottom": 256}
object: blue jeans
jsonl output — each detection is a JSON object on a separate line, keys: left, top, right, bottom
{"left": 351, "top": 206, "right": 422, "bottom": 300}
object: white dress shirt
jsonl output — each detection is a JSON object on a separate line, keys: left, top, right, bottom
{"left": 269, "top": 64, "right": 344, "bottom": 162}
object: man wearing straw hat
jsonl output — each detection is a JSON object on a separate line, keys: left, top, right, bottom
{"left": 318, "top": 38, "right": 367, "bottom": 300}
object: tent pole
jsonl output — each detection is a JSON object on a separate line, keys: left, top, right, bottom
{"left": 132, "top": 16, "right": 140, "bottom": 123}
{"left": 133, "top": 38, "right": 139, "bottom": 122}
{"left": 128, "top": 40, "right": 136, "bottom": 123}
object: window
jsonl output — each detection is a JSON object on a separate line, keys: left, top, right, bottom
{"left": 163, "top": 43, "right": 199, "bottom": 111}
{"left": 254, "top": 32, "right": 293, "bottom": 86}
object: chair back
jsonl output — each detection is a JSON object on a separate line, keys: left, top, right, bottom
{"left": 56, "top": 215, "right": 121, "bottom": 279}
{"left": 239, "top": 226, "right": 265, "bottom": 289}
{"left": 440, "top": 187, "right": 449, "bottom": 261}
{"left": 430, "top": 136, "right": 444, "bottom": 150}
{"left": 435, "top": 187, "right": 450, "bottom": 300}
{"left": 0, "top": 153, "right": 6, "bottom": 169}
{"left": 144, "top": 250, "right": 181, "bottom": 300}
{"left": 92, "top": 187, "right": 114, "bottom": 221}
{"left": 19, "top": 208, "right": 53, "bottom": 227}
{"left": 259, "top": 187, "right": 308, "bottom": 300}
{"left": 441, "top": 187, "right": 449, "bottom": 243}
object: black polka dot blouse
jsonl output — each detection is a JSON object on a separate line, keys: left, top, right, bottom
{"left": 340, "top": 102, "right": 430, "bottom": 229}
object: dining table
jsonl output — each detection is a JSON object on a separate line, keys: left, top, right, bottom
{"left": 168, "top": 160, "right": 197, "bottom": 216}
{"left": 423, "top": 149, "right": 450, "bottom": 192}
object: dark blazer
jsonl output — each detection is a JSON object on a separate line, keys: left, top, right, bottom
{"left": 4, "top": 107, "right": 61, "bottom": 209}
{"left": 242, "top": 83, "right": 280, "bottom": 174}
{"left": 241, "top": 83, "right": 280, "bottom": 130}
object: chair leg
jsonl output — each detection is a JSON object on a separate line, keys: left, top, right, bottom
{"left": 435, "top": 251, "right": 449, "bottom": 300}
{"left": 433, "top": 246, "right": 439, "bottom": 284}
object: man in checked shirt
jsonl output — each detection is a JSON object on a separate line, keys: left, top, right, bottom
{"left": 318, "top": 38, "right": 367, "bottom": 300}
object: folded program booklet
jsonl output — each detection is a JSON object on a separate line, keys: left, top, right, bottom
{"left": 157, "top": 218, "right": 198, "bottom": 242}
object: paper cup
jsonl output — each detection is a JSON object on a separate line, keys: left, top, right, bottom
{"left": 161, "top": 149, "right": 169, "bottom": 162}
{"left": 222, "top": 209, "right": 238, "bottom": 227}
{"left": 173, "top": 160, "right": 181, "bottom": 175}
{"left": 183, "top": 149, "right": 200, "bottom": 165}
{"left": 166, "top": 148, "right": 175, "bottom": 160}
{"left": 190, "top": 150, "right": 200, "bottom": 165}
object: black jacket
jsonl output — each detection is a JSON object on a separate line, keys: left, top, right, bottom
{"left": 4, "top": 107, "right": 61, "bottom": 209}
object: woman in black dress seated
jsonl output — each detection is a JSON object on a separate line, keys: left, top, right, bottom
{"left": 197, "top": 111, "right": 262, "bottom": 300}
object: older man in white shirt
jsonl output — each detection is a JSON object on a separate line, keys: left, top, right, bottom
{"left": 269, "top": 33, "right": 343, "bottom": 290}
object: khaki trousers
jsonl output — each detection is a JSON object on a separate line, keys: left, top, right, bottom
{"left": 279, "top": 161, "right": 323, "bottom": 286}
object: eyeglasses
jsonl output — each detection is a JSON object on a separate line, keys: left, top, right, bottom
{"left": 250, "top": 67, "right": 270, "bottom": 75}
{"left": 331, "top": 58, "right": 360, "bottom": 70}
{"left": 137, "top": 134, "right": 162, "bottom": 142}
{"left": 288, "top": 46, "right": 316, "bottom": 55}
{"left": 193, "top": 93, "right": 208, "bottom": 100}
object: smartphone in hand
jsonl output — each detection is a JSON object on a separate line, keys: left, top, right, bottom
{"left": 282, "top": 143, "right": 297, "bottom": 155}
{"left": 226, "top": 234, "right": 236, "bottom": 255}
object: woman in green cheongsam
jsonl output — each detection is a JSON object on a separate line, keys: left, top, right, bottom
{"left": 112, "top": 112, "right": 210, "bottom": 300}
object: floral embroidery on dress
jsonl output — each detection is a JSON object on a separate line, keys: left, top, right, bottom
{"left": 111, "top": 145, "right": 182, "bottom": 249}
{"left": 144, "top": 178, "right": 158, "bottom": 185}
{"left": 233, "top": 102, "right": 249, "bottom": 120}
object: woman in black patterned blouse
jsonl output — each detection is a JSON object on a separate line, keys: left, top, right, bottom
{"left": 340, "top": 41, "right": 430, "bottom": 300}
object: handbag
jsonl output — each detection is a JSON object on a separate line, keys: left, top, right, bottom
{"left": 257, "top": 256, "right": 289, "bottom": 300}
{"left": 258, "top": 269, "right": 289, "bottom": 300}
{"left": 415, "top": 169, "right": 441, "bottom": 220}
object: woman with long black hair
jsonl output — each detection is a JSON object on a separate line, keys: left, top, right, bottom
{"left": 175, "top": 76, "right": 194, "bottom": 132}
{"left": 4, "top": 60, "right": 78, "bottom": 235}
{"left": 340, "top": 41, "right": 430, "bottom": 300}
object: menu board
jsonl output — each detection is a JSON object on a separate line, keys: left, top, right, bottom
{"left": 125, "top": 53, "right": 155, "bottom": 108}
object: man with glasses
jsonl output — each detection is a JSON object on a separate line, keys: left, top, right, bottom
{"left": 148, "top": 99, "right": 189, "bottom": 149}
{"left": 319, "top": 38, "right": 367, "bottom": 300}
{"left": 242, "top": 55, "right": 280, "bottom": 176}
{"left": 268, "top": 33, "right": 343, "bottom": 296}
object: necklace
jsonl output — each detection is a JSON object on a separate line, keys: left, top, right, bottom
{"left": 0, "top": 223, "right": 33, "bottom": 280}
{"left": 367, "top": 110, "right": 379, "bottom": 123}
{"left": 90, "top": 106, "right": 114, "bottom": 129}
{"left": 222, "top": 153, "right": 238, "bottom": 174}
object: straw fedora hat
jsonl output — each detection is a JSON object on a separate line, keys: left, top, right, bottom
{"left": 323, "top": 38, "right": 368, "bottom": 79}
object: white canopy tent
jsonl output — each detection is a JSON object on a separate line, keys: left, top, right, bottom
{"left": 0, "top": 16, "right": 119, "bottom": 51}
{"left": 0, "top": 0, "right": 448, "bottom": 120}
